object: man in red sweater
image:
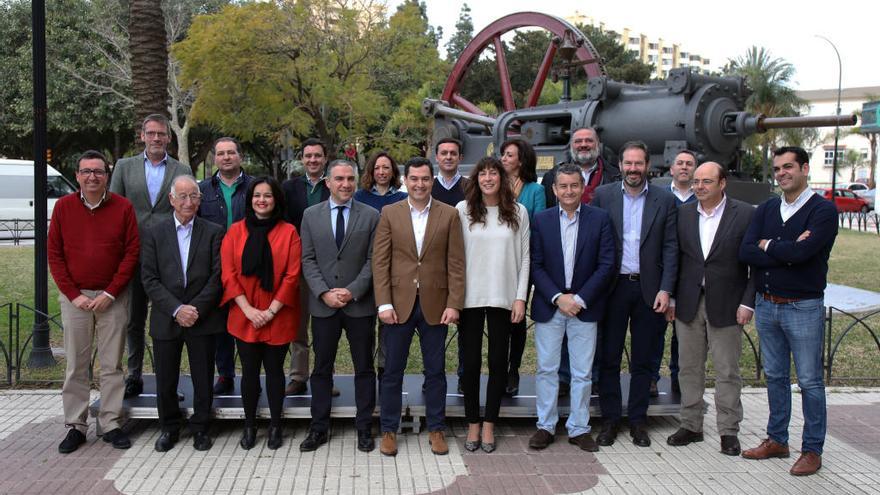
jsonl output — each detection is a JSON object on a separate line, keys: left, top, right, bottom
{"left": 48, "top": 150, "right": 140, "bottom": 454}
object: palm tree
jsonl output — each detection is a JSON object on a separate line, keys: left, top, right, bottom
{"left": 129, "top": 0, "right": 169, "bottom": 133}
{"left": 725, "top": 46, "right": 807, "bottom": 181}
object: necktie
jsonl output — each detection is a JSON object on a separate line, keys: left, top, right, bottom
{"left": 335, "top": 205, "right": 345, "bottom": 249}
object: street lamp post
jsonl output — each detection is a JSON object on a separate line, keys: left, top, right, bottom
{"left": 816, "top": 35, "right": 842, "bottom": 194}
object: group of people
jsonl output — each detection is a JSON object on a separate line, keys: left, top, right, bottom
{"left": 48, "top": 114, "right": 837, "bottom": 477}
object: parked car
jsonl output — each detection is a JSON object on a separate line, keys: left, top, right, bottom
{"left": 816, "top": 188, "right": 871, "bottom": 213}
{"left": 853, "top": 188, "right": 875, "bottom": 211}
{"left": 0, "top": 159, "right": 77, "bottom": 221}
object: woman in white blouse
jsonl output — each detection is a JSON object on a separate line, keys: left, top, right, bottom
{"left": 456, "top": 157, "right": 530, "bottom": 453}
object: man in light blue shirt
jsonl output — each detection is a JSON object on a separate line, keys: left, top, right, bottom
{"left": 590, "top": 141, "right": 678, "bottom": 448}
{"left": 110, "top": 114, "right": 192, "bottom": 398}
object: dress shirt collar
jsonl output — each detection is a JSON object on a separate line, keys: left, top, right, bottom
{"left": 558, "top": 204, "right": 582, "bottom": 220}
{"left": 80, "top": 190, "right": 107, "bottom": 210}
{"left": 622, "top": 181, "right": 649, "bottom": 197}
{"left": 370, "top": 185, "right": 398, "bottom": 196}
{"left": 436, "top": 173, "right": 461, "bottom": 190}
{"left": 408, "top": 197, "right": 432, "bottom": 214}
{"left": 670, "top": 182, "right": 694, "bottom": 202}
{"left": 782, "top": 186, "right": 814, "bottom": 208}
{"left": 329, "top": 197, "right": 353, "bottom": 210}
{"left": 174, "top": 212, "right": 194, "bottom": 229}
{"left": 143, "top": 151, "right": 169, "bottom": 167}
{"left": 697, "top": 195, "right": 727, "bottom": 218}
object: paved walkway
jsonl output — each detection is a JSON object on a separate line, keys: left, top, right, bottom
{"left": 0, "top": 388, "right": 878, "bottom": 494}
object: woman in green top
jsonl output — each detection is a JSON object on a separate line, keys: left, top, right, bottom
{"left": 500, "top": 138, "right": 546, "bottom": 395}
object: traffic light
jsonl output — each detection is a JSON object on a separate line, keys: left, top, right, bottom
{"left": 46, "top": 148, "right": 52, "bottom": 163}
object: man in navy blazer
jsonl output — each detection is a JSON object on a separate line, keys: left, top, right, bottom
{"left": 527, "top": 164, "right": 616, "bottom": 452}
{"left": 591, "top": 141, "right": 678, "bottom": 448}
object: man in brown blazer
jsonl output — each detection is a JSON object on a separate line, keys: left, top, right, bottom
{"left": 372, "top": 157, "right": 465, "bottom": 457}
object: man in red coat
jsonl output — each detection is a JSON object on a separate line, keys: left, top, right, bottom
{"left": 49, "top": 150, "right": 140, "bottom": 453}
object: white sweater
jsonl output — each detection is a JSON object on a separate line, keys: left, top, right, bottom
{"left": 455, "top": 201, "right": 530, "bottom": 310}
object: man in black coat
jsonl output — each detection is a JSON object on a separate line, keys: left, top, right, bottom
{"left": 141, "top": 175, "right": 224, "bottom": 452}
{"left": 281, "top": 138, "right": 330, "bottom": 395}
{"left": 665, "top": 162, "right": 755, "bottom": 456}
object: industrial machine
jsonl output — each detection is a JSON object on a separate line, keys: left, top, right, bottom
{"left": 423, "top": 12, "right": 856, "bottom": 203}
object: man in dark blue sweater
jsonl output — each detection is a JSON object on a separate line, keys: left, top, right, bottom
{"left": 739, "top": 146, "right": 838, "bottom": 476}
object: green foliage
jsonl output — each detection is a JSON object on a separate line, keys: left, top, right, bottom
{"left": 724, "top": 46, "right": 808, "bottom": 179}
{"left": 174, "top": 0, "right": 445, "bottom": 161}
{"left": 575, "top": 25, "right": 653, "bottom": 84}
{"left": 444, "top": 3, "right": 473, "bottom": 62}
{"left": 0, "top": 0, "right": 133, "bottom": 166}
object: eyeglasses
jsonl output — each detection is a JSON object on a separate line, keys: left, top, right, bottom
{"left": 172, "top": 193, "right": 202, "bottom": 202}
{"left": 144, "top": 131, "right": 168, "bottom": 138}
{"left": 690, "top": 179, "right": 716, "bottom": 186}
{"left": 77, "top": 168, "right": 107, "bottom": 177}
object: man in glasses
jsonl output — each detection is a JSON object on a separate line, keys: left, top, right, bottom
{"left": 49, "top": 150, "right": 140, "bottom": 453}
{"left": 141, "top": 175, "right": 225, "bottom": 453}
{"left": 110, "top": 114, "right": 192, "bottom": 399}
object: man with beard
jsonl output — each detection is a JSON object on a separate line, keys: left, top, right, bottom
{"left": 591, "top": 141, "right": 677, "bottom": 448}
{"left": 541, "top": 127, "right": 620, "bottom": 208}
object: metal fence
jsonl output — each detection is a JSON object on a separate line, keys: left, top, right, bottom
{"left": 0, "top": 219, "right": 38, "bottom": 245}
{"left": 839, "top": 211, "right": 880, "bottom": 234}
{"left": 2, "top": 302, "right": 879, "bottom": 387}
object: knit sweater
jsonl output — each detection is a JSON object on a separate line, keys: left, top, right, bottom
{"left": 47, "top": 192, "right": 140, "bottom": 301}
{"left": 456, "top": 201, "right": 530, "bottom": 309}
{"left": 353, "top": 188, "right": 407, "bottom": 211}
{"left": 432, "top": 177, "right": 469, "bottom": 206}
{"left": 739, "top": 194, "right": 838, "bottom": 299}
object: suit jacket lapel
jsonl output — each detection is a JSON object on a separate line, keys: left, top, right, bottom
{"left": 317, "top": 202, "right": 335, "bottom": 248}
{"left": 706, "top": 200, "right": 737, "bottom": 261}
{"left": 165, "top": 218, "right": 185, "bottom": 285}
{"left": 133, "top": 155, "right": 151, "bottom": 209}
{"left": 419, "top": 203, "right": 442, "bottom": 261}
{"left": 396, "top": 201, "right": 419, "bottom": 259}
{"left": 574, "top": 207, "right": 590, "bottom": 260}
{"left": 156, "top": 158, "right": 179, "bottom": 210}
{"left": 609, "top": 189, "right": 624, "bottom": 246}
{"left": 640, "top": 190, "right": 659, "bottom": 246}
{"left": 185, "top": 218, "right": 204, "bottom": 281}
{"left": 684, "top": 206, "right": 704, "bottom": 262}
{"left": 339, "top": 202, "right": 358, "bottom": 252}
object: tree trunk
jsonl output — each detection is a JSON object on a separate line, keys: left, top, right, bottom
{"left": 869, "top": 133, "right": 878, "bottom": 189}
{"left": 129, "top": 0, "right": 168, "bottom": 134}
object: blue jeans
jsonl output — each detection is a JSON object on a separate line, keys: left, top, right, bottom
{"left": 755, "top": 295, "right": 826, "bottom": 454}
{"left": 535, "top": 310, "right": 597, "bottom": 437}
{"left": 380, "top": 298, "right": 448, "bottom": 433}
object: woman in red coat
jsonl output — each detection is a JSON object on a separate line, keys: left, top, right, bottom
{"left": 221, "top": 176, "right": 301, "bottom": 450}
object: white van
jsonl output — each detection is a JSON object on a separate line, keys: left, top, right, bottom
{"left": 0, "top": 159, "right": 78, "bottom": 221}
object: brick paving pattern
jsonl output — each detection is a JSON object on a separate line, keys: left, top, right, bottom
{"left": 0, "top": 388, "right": 878, "bottom": 494}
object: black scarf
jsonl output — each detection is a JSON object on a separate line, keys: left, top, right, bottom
{"left": 241, "top": 213, "right": 279, "bottom": 292}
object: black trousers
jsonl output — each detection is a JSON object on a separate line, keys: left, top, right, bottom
{"left": 599, "top": 277, "right": 665, "bottom": 423}
{"left": 310, "top": 312, "right": 376, "bottom": 433}
{"left": 126, "top": 267, "right": 149, "bottom": 379}
{"left": 153, "top": 333, "right": 216, "bottom": 433}
{"left": 460, "top": 307, "right": 511, "bottom": 423}
{"left": 236, "top": 338, "right": 288, "bottom": 426}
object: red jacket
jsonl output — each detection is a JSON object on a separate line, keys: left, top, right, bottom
{"left": 48, "top": 192, "right": 140, "bottom": 301}
{"left": 220, "top": 220, "right": 301, "bottom": 344}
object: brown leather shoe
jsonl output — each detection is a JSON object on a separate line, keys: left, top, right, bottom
{"left": 790, "top": 452, "right": 821, "bottom": 476}
{"left": 285, "top": 379, "right": 307, "bottom": 396}
{"left": 568, "top": 433, "right": 598, "bottom": 452}
{"left": 379, "top": 432, "right": 397, "bottom": 457}
{"left": 429, "top": 430, "right": 449, "bottom": 455}
{"left": 742, "top": 438, "right": 790, "bottom": 459}
{"left": 528, "top": 429, "right": 555, "bottom": 449}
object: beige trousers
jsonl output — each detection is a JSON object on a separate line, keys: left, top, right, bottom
{"left": 675, "top": 294, "right": 744, "bottom": 436}
{"left": 60, "top": 288, "right": 129, "bottom": 433}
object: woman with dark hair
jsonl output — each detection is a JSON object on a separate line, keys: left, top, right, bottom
{"left": 456, "top": 157, "right": 530, "bottom": 453}
{"left": 500, "top": 138, "right": 547, "bottom": 396}
{"left": 353, "top": 151, "right": 407, "bottom": 210}
{"left": 220, "top": 176, "right": 301, "bottom": 450}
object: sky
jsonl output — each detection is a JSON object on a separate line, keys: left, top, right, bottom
{"left": 394, "top": 0, "right": 880, "bottom": 91}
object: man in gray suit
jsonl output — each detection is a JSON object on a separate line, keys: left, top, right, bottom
{"left": 140, "top": 175, "right": 224, "bottom": 453}
{"left": 591, "top": 141, "right": 678, "bottom": 448}
{"left": 665, "top": 162, "right": 754, "bottom": 456}
{"left": 110, "top": 114, "right": 192, "bottom": 397}
{"left": 298, "top": 159, "right": 380, "bottom": 453}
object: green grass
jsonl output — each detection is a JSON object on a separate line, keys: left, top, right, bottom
{"left": 1, "top": 228, "right": 879, "bottom": 385}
